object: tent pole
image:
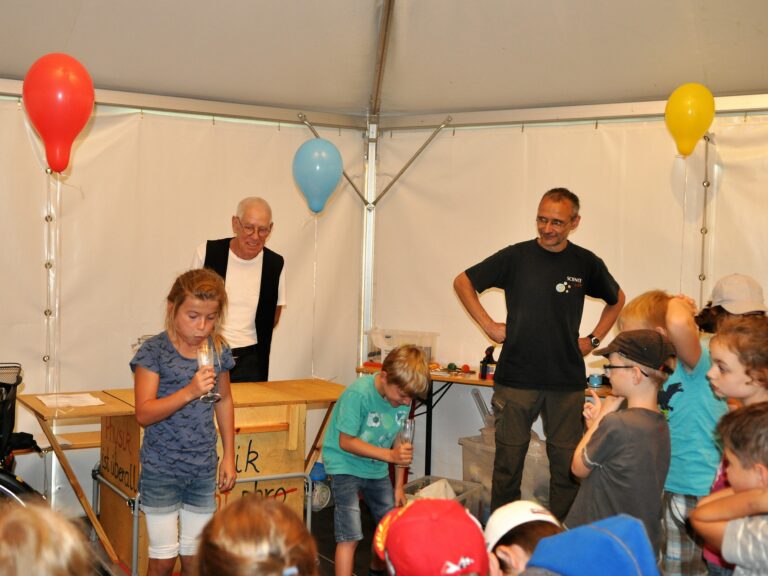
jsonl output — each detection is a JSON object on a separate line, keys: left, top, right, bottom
{"left": 359, "top": 120, "right": 378, "bottom": 364}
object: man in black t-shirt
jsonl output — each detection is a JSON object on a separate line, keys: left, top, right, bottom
{"left": 454, "top": 188, "right": 625, "bottom": 519}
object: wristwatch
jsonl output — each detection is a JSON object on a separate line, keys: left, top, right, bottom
{"left": 587, "top": 334, "right": 600, "bottom": 348}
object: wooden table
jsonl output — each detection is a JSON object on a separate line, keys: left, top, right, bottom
{"left": 17, "top": 391, "right": 136, "bottom": 563}
{"left": 103, "top": 378, "right": 342, "bottom": 474}
{"left": 20, "top": 379, "right": 345, "bottom": 574}
{"left": 357, "top": 366, "right": 612, "bottom": 475}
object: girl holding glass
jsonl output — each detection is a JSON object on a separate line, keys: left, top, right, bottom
{"left": 132, "top": 268, "right": 236, "bottom": 576}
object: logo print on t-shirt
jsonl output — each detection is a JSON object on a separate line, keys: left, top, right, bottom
{"left": 367, "top": 413, "right": 382, "bottom": 428}
{"left": 556, "top": 276, "right": 584, "bottom": 293}
{"left": 658, "top": 383, "right": 683, "bottom": 417}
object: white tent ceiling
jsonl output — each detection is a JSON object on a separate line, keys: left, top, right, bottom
{"left": 2, "top": 0, "right": 768, "bottom": 126}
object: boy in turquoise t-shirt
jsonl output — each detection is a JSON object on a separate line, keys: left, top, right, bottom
{"left": 323, "top": 345, "right": 430, "bottom": 576}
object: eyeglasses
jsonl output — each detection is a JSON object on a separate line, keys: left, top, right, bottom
{"left": 237, "top": 217, "right": 272, "bottom": 237}
{"left": 603, "top": 364, "right": 649, "bottom": 377}
{"left": 535, "top": 216, "right": 574, "bottom": 230}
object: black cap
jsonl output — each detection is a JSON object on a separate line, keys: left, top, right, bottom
{"left": 593, "top": 330, "right": 676, "bottom": 374}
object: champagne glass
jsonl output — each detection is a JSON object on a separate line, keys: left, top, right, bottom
{"left": 396, "top": 418, "right": 415, "bottom": 468}
{"left": 197, "top": 340, "right": 221, "bottom": 403}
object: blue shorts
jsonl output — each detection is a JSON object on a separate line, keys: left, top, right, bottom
{"left": 330, "top": 474, "right": 394, "bottom": 543}
{"left": 139, "top": 469, "right": 217, "bottom": 515}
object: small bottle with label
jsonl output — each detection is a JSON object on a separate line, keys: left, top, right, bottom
{"left": 479, "top": 346, "right": 496, "bottom": 380}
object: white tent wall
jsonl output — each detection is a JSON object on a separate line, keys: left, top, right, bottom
{"left": 373, "top": 115, "right": 768, "bottom": 480}
{"left": 4, "top": 93, "right": 768, "bottom": 511}
{"left": 0, "top": 99, "right": 365, "bottom": 513}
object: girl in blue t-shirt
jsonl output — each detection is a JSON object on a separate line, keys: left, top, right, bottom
{"left": 131, "top": 268, "right": 236, "bottom": 576}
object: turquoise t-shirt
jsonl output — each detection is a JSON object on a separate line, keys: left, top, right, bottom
{"left": 322, "top": 374, "right": 410, "bottom": 479}
{"left": 659, "top": 347, "right": 728, "bottom": 496}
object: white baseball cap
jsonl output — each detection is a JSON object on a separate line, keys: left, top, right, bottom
{"left": 484, "top": 500, "right": 561, "bottom": 551}
{"left": 711, "top": 274, "right": 767, "bottom": 315}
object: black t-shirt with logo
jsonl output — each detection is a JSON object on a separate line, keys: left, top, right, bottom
{"left": 465, "top": 239, "right": 620, "bottom": 391}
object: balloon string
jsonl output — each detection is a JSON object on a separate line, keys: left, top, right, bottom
{"left": 678, "top": 159, "right": 689, "bottom": 296}
{"left": 44, "top": 173, "right": 64, "bottom": 418}
{"left": 311, "top": 215, "right": 318, "bottom": 379}
{"left": 44, "top": 173, "right": 53, "bottom": 392}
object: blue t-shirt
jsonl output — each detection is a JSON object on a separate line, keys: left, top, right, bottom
{"left": 659, "top": 347, "right": 728, "bottom": 495}
{"left": 130, "top": 332, "right": 235, "bottom": 479}
{"left": 322, "top": 374, "right": 410, "bottom": 479}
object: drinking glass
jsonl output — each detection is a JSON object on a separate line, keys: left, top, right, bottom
{"left": 197, "top": 340, "right": 221, "bottom": 403}
{"left": 396, "top": 418, "right": 415, "bottom": 468}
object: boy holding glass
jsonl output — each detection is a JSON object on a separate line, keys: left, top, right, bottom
{"left": 322, "top": 345, "right": 430, "bottom": 576}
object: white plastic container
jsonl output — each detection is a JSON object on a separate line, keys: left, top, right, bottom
{"left": 458, "top": 435, "right": 495, "bottom": 501}
{"left": 404, "top": 475, "right": 484, "bottom": 520}
{"left": 459, "top": 432, "right": 551, "bottom": 514}
{"left": 367, "top": 328, "right": 438, "bottom": 362}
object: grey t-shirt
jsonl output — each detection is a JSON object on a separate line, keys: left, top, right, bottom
{"left": 565, "top": 408, "right": 671, "bottom": 554}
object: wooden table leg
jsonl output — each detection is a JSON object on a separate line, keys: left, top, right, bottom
{"left": 35, "top": 415, "right": 119, "bottom": 564}
{"left": 304, "top": 401, "right": 335, "bottom": 473}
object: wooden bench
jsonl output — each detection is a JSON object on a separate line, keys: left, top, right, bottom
{"left": 13, "top": 431, "right": 102, "bottom": 455}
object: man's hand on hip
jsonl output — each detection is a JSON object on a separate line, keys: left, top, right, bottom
{"left": 578, "top": 337, "right": 594, "bottom": 356}
{"left": 483, "top": 321, "right": 506, "bottom": 343}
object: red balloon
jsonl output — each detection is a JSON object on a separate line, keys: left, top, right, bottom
{"left": 22, "top": 53, "right": 94, "bottom": 173}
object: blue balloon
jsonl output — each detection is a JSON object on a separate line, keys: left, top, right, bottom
{"left": 292, "top": 138, "right": 343, "bottom": 213}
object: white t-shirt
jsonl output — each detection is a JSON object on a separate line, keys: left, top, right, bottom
{"left": 722, "top": 514, "right": 768, "bottom": 576}
{"left": 192, "top": 242, "right": 286, "bottom": 348}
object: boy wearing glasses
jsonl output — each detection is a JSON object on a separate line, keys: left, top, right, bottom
{"left": 565, "top": 329, "right": 676, "bottom": 556}
{"left": 192, "top": 196, "right": 286, "bottom": 382}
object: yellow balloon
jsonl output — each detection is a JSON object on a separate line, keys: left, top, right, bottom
{"left": 664, "top": 83, "right": 715, "bottom": 157}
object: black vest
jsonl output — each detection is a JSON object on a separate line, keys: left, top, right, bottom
{"left": 203, "top": 238, "right": 284, "bottom": 379}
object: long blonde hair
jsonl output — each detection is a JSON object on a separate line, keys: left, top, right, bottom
{"left": 165, "top": 268, "right": 228, "bottom": 356}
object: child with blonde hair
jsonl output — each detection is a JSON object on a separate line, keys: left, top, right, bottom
{"left": 322, "top": 345, "right": 430, "bottom": 576}
{"left": 0, "top": 503, "right": 93, "bottom": 576}
{"left": 132, "top": 268, "right": 237, "bottom": 576}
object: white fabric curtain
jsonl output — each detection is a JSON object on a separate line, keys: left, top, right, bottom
{"left": 5, "top": 95, "right": 768, "bottom": 495}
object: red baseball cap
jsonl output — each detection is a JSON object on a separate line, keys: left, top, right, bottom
{"left": 375, "top": 499, "right": 489, "bottom": 575}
